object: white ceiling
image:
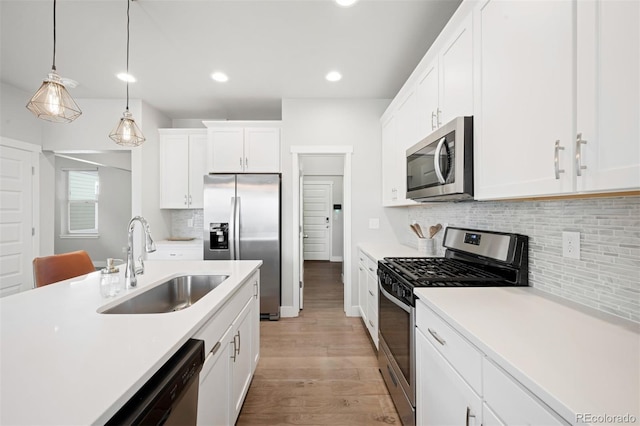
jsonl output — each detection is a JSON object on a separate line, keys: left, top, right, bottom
{"left": 0, "top": 0, "right": 462, "bottom": 120}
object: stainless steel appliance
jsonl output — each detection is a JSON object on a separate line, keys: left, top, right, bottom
{"left": 203, "top": 173, "right": 281, "bottom": 320}
{"left": 106, "top": 339, "right": 205, "bottom": 425}
{"left": 377, "top": 227, "right": 529, "bottom": 425}
{"left": 406, "top": 116, "right": 473, "bottom": 201}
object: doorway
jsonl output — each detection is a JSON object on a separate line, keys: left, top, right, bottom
{"left": 291, "top": 146, "right": 353, "bottom": 317}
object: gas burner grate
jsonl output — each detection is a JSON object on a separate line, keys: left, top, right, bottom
{"left": 383, "top": 257, "right": 503, "bottom": 284}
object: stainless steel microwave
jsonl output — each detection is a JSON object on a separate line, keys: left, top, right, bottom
{"left": 406, "top": 116, "right": 473, "bottom": 201}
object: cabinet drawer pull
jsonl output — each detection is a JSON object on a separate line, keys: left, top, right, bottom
{"left": 368, "top": 267, "right": 374, "bottom": 272}
{"left": 369, "top": 319, "right": 374, "bottom": 327}
{"left": 230, "top": 337, "right": 237, "bottom": 362}
{"left": 210, "top": 341, "right": 221, "bottom": 357}
{"left": 427, "top": 328, "right": 446, "bottom": 346}
{"left": 184, "top": 195, "right": 188, "bottom": 205}
{"left": 368, "top": 290, "right": 374, "bottom": 296}
{"left": 554, "top": 140, "right": 565, "bottom": 179}
{"left": 575, "top": 133, "right": 587, "bottom": 176}
{"left": 235, "top": 331, "right": 241, "bottom": 355}
{"left": 436, "top": 107, "right": 442, "bottom": 127}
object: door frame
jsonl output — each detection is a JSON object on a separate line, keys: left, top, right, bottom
{"left": 291, "top": 145, "right": 353, "bottom": 317}
{"left": 302, "top": 180, "right": 333, "bottom": 261}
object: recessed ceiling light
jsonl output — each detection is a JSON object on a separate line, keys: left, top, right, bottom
{"left": 335, "top": 0, "right": 359, "bottom": 7}
{"left": 326, "top": 71, "right": 342, "bottom": 82}
{"left": 211, "top": 72, "right": 229, "bottom": 83}
{"left": 117, "top": 73, "right": 136, "bottom": 83}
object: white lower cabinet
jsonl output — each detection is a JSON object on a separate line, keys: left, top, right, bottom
{"left": 197, "top": 325, "right": 233, "bottom": 426}
{"left": 357, "top": 249, "right": 378, "bottom": 349}
{"left": 195, "top": 271, "right": 259, "bottom": 425}
{"left": 483, "top": 358, "right": 566, "bottom": 426}
{"left": 415, "top": 300, "right": 569, "bottom": 425}
{"left": 416, "top": 328, "right": 482, "bottom": 426}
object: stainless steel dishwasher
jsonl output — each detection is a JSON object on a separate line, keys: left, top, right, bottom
{"left": 106, "top": 339, "right": 205, "bottom": 426}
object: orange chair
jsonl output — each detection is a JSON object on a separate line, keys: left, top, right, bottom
{"left": 33, "top": 250, "right": 96, "bottom": 288}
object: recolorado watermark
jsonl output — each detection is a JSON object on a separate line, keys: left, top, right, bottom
{"left": 576, "top": 413, "right": 638, "bottom": 424}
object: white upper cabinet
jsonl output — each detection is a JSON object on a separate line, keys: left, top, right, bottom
{"left": 416, "top": 14, "right": 474, "bottom": 141}
{"left": 381, "top": 97, "right": 418, "bottom": 207}
{"left": 206, "top": 123, "right": 280, "bottom": 173}
{"left": 475, "top": 0, "right": 640, "bottom": 199}
{"left": 474, "top": 0, "right": 574, "bottom": 199}
{"left": 575, "top": 0, "right": 640, "bottom": 193}
{"left": 159, "top": 129, "right": 209, "bottom": 209}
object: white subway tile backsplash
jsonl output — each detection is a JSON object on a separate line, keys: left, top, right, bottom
{"left": 407, "top": 196, "right": 640, "bottom": 322}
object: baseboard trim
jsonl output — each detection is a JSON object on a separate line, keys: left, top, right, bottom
{"left": 279, "top": 306, "right": 298, "bottom": 318}
{"left": 330, "top": 256, "right": 343, "bottom": 262}
{"left": 345, "top": 305, "right": 360, "bottom": 317}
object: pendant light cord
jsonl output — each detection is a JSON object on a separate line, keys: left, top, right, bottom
{"left": 125, "top": 0, "right": 130, "bottom": 111}
{"left": 52, "top": 0, "right": 57, "bottom": 71}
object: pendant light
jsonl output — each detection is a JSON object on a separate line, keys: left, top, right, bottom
{"left": 109, "top": 0, "right": 145, "bottom": 146}
{"left": 26, "top": 0, "right": 82, "bottom": 123}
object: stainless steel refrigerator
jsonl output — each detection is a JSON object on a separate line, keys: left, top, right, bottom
{"left": 203, "top": 174, "right": 281, "bottom": 320}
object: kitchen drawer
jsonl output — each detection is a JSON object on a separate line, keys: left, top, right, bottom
{"left": 483, "top": 358, "right": 568, "bottom": 425}
{"left": 415, "top": 299, "right": 482, "bottom": 393}
{"left": 193, "top": 276, "right": 254, "bottom": 354}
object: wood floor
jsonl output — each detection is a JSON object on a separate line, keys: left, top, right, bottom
{"left": 236, "top": 261, "right": 399, "bottom": 425}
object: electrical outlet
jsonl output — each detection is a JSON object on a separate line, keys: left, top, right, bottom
{"left": 562, "top": 231, "right": 580, "bottom": 259}
{"left": 187, "top": 218, "right": 194, "bottom": 228}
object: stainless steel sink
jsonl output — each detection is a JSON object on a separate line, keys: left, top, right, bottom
{"left": 101, "top": 275, "right": 229, "bottom": 314}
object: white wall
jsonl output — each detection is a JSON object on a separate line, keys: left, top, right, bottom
{"left": 281, "top": 98, "right": 406, "bottom": 312}
{"left": 140, "top": 101, "right": 172, "bottom": 241}
{"left": 0, "top": 82, "right": 43, "bottom": 145}
{"left": 54, "top": 155, "right": 131, "bottom": 264}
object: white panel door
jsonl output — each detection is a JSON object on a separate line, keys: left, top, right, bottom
{"left": 416, "top": 60, "right": 440, "bottom": 139}
{"left": 0, "top": 145, "right": 34, "bottom": 296}
{"left": 303, "top": 182, "right": 331, "bottom": 261}
{"left": 188, "top": 133, "right": 208, "bottom": 208}
{"left": 475, "top": 0, "right": 574, "bottom": 199}
{"left": 576, "top": 0, "right": 640, "bottom": 192}
{"left": 244, "top": 128, "right": 280, "bottom": 172}
{"left": 159, "top": 133, "right": 189, "bottom": 208}
{"left": 439, "top": 14, "right": 473, "bottom": 126}
{"left": 209, "top": 127, "right": 244, "bottom": 173}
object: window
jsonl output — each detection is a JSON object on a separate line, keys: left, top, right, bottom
{"left": 66, "top": 170, "right": 99, "bottom": 234}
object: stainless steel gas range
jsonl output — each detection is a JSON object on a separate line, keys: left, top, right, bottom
{"left": 377, "top": 227, "right": 529, "bottom": 425}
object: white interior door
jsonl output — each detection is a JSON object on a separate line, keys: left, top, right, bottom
{"left": 0, "top": 144, "right": 35, "bottom": 296}
{"left": 303, "top": 182, "right": 332, "bottom": 261}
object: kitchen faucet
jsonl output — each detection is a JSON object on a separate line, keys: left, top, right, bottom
{"left": 125, "top": 216, "right": 156, "bottom": 287}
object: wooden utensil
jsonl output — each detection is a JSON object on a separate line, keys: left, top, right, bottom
{"left": 428, "top": 223, "right": 442, "bottom": 239}
{"left": 409, "top": 224, "right": 422, "bottom": 238}
{"left": 414, "top": 223, "right": 426, "bottom": 238}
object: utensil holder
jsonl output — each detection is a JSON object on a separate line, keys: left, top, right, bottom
{"left": 418, "top": 238, "right": 437, "bottom": 256}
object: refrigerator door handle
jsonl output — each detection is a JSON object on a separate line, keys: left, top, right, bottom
{"left": 229, "top": 197, "right": 236, "bottom": 260}
{"left": 235, "top": 197, "right": 241, "bottom": 259}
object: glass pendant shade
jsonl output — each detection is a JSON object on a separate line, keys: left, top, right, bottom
{"left": 109, "top": 110, "right": 145, "bottom": 147}
{"left": 27, "top": 70, "right": 82, "bottom": 123}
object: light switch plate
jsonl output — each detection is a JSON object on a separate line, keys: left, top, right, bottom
{"left": 562, "top": 231, "right": 580, "bottom": 259}
{"left": 369, "top": 218, "right": 380, "bottom": 229}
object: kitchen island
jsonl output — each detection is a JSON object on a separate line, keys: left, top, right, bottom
{"left": 0, "top": 259, "right": 261, "bottom": 425}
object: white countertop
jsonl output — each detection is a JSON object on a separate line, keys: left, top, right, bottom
{"left": 358, "top": 241, "right": 429, "bottom": 261}
{"left": 414, "top": 287, "right": 640, "bottom": 425}
{"left": 0, "top": 259, "right": 261, "bottom": 425}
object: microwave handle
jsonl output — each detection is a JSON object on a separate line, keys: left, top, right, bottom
{"left": 434, "top": 136, "right": 447, "bottom": 184}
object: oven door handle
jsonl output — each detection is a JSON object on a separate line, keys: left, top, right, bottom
{"left": 379, "top": 280, "right": 412, "bottom": 314}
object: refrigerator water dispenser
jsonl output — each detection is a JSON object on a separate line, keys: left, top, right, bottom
{"left": 209, "top": 223, "right": 229, "bottom": 250}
